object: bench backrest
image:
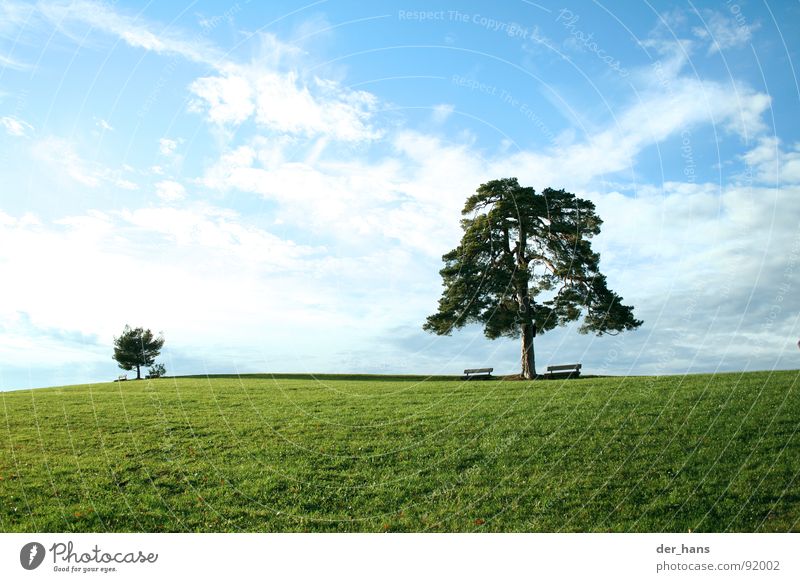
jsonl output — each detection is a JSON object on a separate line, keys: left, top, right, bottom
{"left": 546, "top": 364, "right": 581, "bottom": 372}
{"left": 464, "top": 368, "right": 493, "bottom": 374}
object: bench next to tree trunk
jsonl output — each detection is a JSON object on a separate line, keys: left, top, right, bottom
{"left": 463, "top": 367, "right": 493, "bottom": 380}
{"left": 544, "top": 364, "right": 581, "bottom": 379}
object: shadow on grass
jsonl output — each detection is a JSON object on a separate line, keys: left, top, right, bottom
{"left": 169, "top": 373, "right": 465, "bottom": 382}
{"left": 169, "top": 373, "right": 611, "bottom": 382}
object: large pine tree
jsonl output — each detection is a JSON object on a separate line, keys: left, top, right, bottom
{"left": 424, "top": 178, "right": 642, "bottom": 379}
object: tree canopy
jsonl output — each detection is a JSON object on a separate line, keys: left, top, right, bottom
{"left": 112, "top": 325, "right": 165, "bottom": 380}
{"left": 424, "top": 177, "right": 642, "bottom": 378}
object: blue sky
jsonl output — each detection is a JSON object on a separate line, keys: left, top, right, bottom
{"left": 1, "top": 0, "right": 799, "bottom": 389}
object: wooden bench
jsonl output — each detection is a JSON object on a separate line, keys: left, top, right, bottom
{"left": 544, "top": 363, "right": 581, "bottom": 379}
{"left": 463, "top": 367, "right": 493, "bottom": 380}
{"left": 116, "top": 374, "right": 127, "bottom": 382}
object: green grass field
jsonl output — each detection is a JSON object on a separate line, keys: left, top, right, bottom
{"left": 1, "top": 370, "right": 798, "bottom": 532}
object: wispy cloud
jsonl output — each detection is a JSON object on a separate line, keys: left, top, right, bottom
{"left": 692, "top": 10, "right": 759, "bottom": 54}
{"left": 1, "top": 115, "right": 34, "bottom": 137}
{"left": 188, "top": 74, "right": 254, "bottom": 125}
{"left": 0, "top": 1, "right": 36, "bottom": 39}
{"left": 30, "top": 1, "right": 384, "bottom": 144}
{"left": 0, "top": 205, "right": 337, "bottom": 364}
{"left": 189, "top": 69, "right": 382, "bottom": 141}
{"left": 0, "top": 311, "right": 107, "bottom": 368}
{"left": 0, "top": 53, "right": 31, "bottom": 70}
{"left": 741, "top": 137, "right": 800, "bottom": 185}
{"left": 198, "top": 34, "right": 774, "bottom": 256}
{"left": 431, "top": 103, "right": 455, "bottom": 124}
{"left": 36, "top": 0, "right": 226, "bottom": 66}
{"left": 33, "top": 136, "right": 99, "bottom": 186}
{"left": 155, "top": 180, "right": 186, "bottom": 202}
{"left": 158, "top": 137, "right": 179, "bottom": 156}
{"left": 32, "top": 136, "right": 138, "bottom": 190}
{"left": 95, "top": 118, "right": 113, "bottom": 131}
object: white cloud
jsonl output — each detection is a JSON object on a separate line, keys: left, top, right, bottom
{"left": 486, "top": 44, "right": 771, "bottom": 189}
{"left": 0, "top": 1, "right": 35, "bottom": 38}
{"left": 197, "top": 49, "right": 773, "bottom": 256}
{"left": 37, "top": 0, "right": 225, "bottom": 66}
{"left": 589, "top": 181, "right": 796, "bottom": 274}
{"left": 741, "top": 137, "right": 800, "bottom": 185}
{"left": 199, "top": 134, "right": 473, "bottom": 256}
{"left": 188, "top": 74, "right": 254, "bottom": 125}
{"left": 113, "top": 177, "right": 138, "bottom": 190}
{"left": 33, "top": 136, "right": 99, "bottom": 186}
{"left": 95, "top": 118, "right": 113, "bottom": 131}
{"left": 158, "top": 138, "right": 178, "bottom": 156}
{"left": 32, "top": 136, "right": 139, "bottom": 190}
{"left": 117, "top": 205, "right": 319, "bottom": 270}
{"left": 0, "top": 312, "right": 107, "bottom": 368}
{"left": 1, "top": 115, "right": 33, "bottom": 137}
{"left": 692, "top": 11, "right": 758, "bottom": 54}
{"left": 257, "top": 74, "right": 380, "bottom": 141}
{"left": 32, "top": 0, "right": 380, "bottom": 143}
{"left": 189, "top": 69, "right": 381, "bottom": 141}
{"left": 585, "top": 179, "right": 800, "bottom": 370}
{"left": 0, "top": 53, "right": 31, "bottom": 71}
{"left": 0, "top": 205, "right": 418, "bottom": 374}
{"left": 155, "top": 180, "right": 186, "bottom": 202}
{"left": 431, "top": 104, "right": 455, "bottom": 124}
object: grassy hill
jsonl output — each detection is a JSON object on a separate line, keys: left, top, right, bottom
{"left": 1, "top": 370, "right": 798, "bottom": 532}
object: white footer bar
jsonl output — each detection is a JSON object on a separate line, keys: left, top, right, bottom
{"left": 2, "top": 533, "right": 798, "bottom": 581}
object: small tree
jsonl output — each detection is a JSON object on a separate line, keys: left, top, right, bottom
{"left": 112, "top": 325, "right": 165, "bottom": 380}
{"left": 424, "top": 178, "right": 642, "bottom": 379}
{"left": 148, "top": 363, "right": 166, "bottom": 378}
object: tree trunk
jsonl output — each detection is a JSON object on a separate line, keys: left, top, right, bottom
{"left": 518, "top": 288, "right": 537, "bottom": 379}
{"left": 521, "top": 321, "right": 536, "bottom": 379}
{"left": 516, "top": 222, "right": 536, "bottom": 379}
{"left": 136, "top": 365, "right": 141, "bottom": 380}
